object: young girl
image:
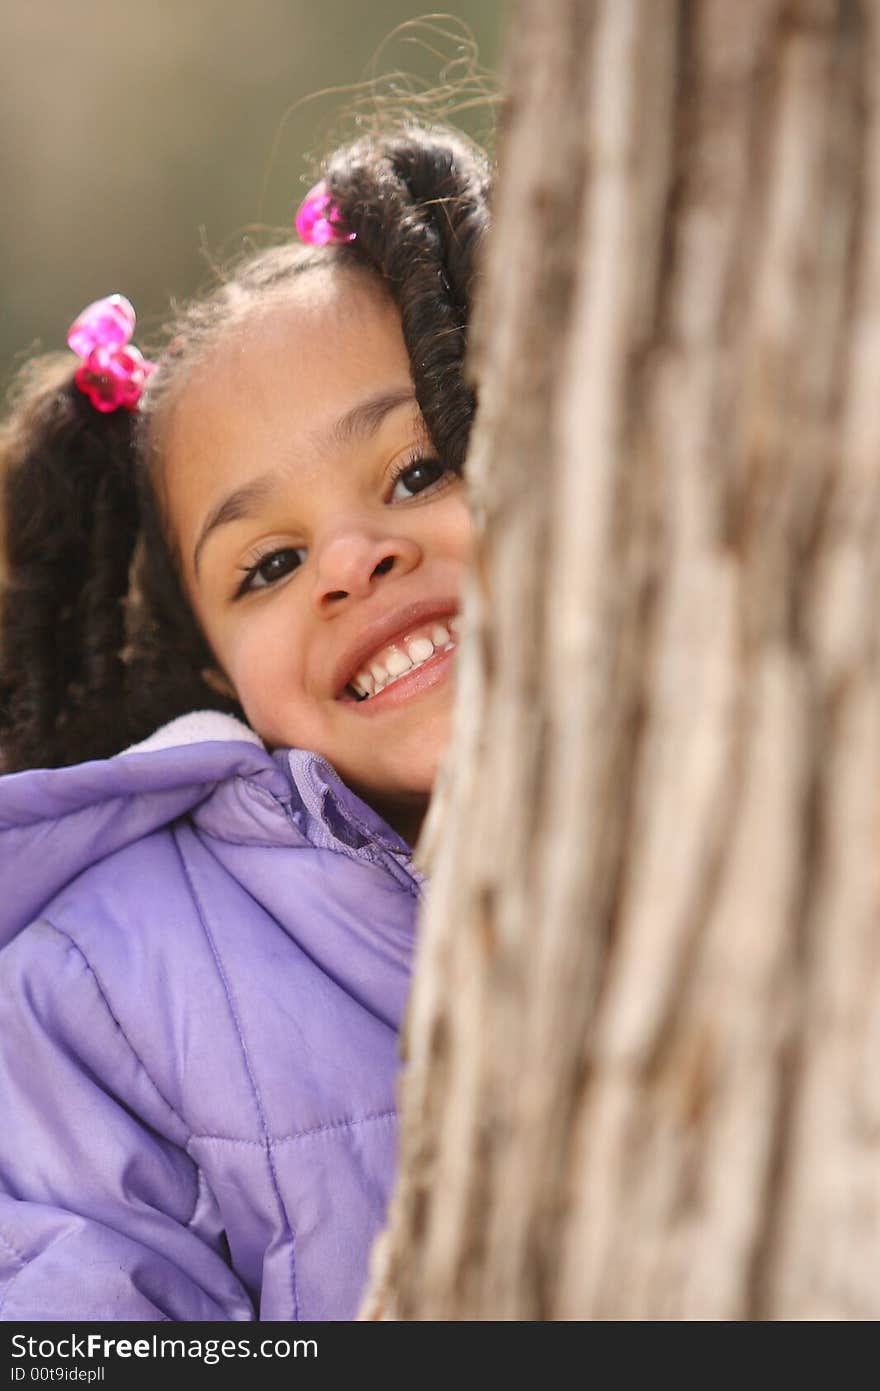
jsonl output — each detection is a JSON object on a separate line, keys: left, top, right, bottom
{"left": 0, "top": 123, "right": 490, "bottom": 1321}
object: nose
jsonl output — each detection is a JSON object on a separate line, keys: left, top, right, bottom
{"left": 311, "top": 523, "right": 421, "bottom": 613}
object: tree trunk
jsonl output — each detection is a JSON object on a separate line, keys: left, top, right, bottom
{"left": 361, "top": 0, "right": 880, "bottom": 1319}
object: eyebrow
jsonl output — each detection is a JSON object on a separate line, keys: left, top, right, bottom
{"left": 192, "top": 388, "right": 417, "bottom": 580}
{"left": 320, "top": 387, "right": 416, "bottom": 454}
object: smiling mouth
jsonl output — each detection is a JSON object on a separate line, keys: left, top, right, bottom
{"left": 340, "top": 616, "right": 459, "bottom": 702}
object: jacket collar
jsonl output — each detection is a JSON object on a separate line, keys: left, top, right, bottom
{"left": 122, "top": 709, "right": 264, "bottom": 755}
{"left": 125, "top": 710, "right": 423, "bottom": 885}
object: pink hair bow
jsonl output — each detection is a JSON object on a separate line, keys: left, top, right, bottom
{"left": 67, "top": 294, "right": 155, "bottom": 413}
{"left": 295, "top": 181, "right": 355, "bottom": 247}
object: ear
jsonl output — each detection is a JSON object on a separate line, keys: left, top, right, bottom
{"left": 201, "top": 667, "right": 238, "bottom": 702}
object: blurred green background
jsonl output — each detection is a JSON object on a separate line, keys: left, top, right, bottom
{"left": 1, "top": 3, "right": 503, "bottom": 392}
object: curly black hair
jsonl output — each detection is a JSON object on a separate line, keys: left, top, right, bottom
{"left": 0, "top": 124, "right": 491, "bottom": 772}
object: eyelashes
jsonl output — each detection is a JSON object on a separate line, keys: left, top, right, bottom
{"left": 233, "top": 545, "right": 306, "bottom": 598}
{"left": 386, "top": 450, "right": 452, "bottom": 502}
{"left": 231, "top": 451, "right": 456, "bottom": 600}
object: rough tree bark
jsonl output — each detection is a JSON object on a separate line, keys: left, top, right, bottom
{"left": 361, "top": 0, "right": 880, "bottom": 1319}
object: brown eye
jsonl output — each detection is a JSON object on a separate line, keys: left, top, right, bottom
{"left": 236, "top": 546, "right": 306, "bottom": 598}
{"left": 389, "top": 456, "right": 450, "bottom": 502}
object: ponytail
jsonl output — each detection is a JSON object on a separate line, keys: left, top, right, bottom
{"left": 322, "top": 124, "right": 491, "bottom": 476}
{"left": 0, "top": 358, "right": 140, "bottom": 771}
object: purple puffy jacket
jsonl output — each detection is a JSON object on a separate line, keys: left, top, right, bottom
{"left": 0, "top": 712, "right": 420, "bottom": 1321}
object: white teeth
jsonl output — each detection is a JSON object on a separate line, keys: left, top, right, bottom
{"left": 407, "top": 637, "right": 435, "bottom": 663}
{"left": 448, "top": 615, "right": 460, "bottom": 636}
{"left": 384, "top": 648, "right": 413, "bottom": 677}
{"left": 352, "top": 672, "right": 375, "bottom": 697}
{"left": 347, "top": 618, "right": 460, "bottom": 701}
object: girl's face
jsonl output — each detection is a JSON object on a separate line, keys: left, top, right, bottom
{"left": 162, "top": 272, "right": 472, "bottom": 839}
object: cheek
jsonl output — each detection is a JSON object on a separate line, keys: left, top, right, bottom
{"left": 445, "top": 496, "right": 474, "bottom": 562}
{"left": 223, "top": 616, "right": 306, "bottom": 728}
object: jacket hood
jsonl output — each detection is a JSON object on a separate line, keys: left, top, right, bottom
{"left": 0, "top": 711, "right": 417, "bottom": 950}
